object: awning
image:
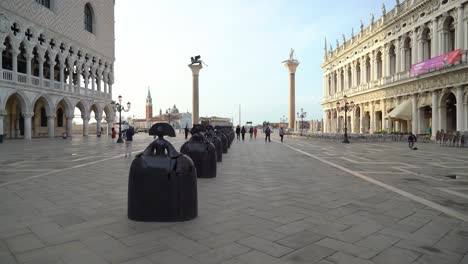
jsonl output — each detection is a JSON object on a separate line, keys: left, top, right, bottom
{"left": 387, "top": 99, "right": 412, "bottom": 120}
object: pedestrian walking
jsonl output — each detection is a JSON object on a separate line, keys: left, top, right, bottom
{"left": 111, "top": 127, "right": 117, "bottom": 143}
{"left": 125, "top": 126, "right": 135, "bottom": 157}
{"left": 241, "top": 126, "right": 246, "bottom": 141}
{"left": 279, "top": 127, "right": 285, "bottom": 143}
{"left": 254, "top": 127, "right": 258, "bottom": 139}
{"left": 235, "top": 125, "right": 241, "bottom": 141}
{"left": 408, "top": 133, "right": 417, "bottom": 150}
{"left": 265, "top": 126, "right": 271, "bottom": 142}
{"left": 249, "top": 127, "right": 253, "bottom": 139}
{"left": 184, "top": 125, "right": 189, "bottom": 140}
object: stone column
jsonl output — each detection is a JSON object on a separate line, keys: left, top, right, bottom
{"left": 439, "top": 104, "right": 446, "bottom": 132}
{"left": 12, "top": 48, "right": 19, "bottom": 81}
{"left": 412, "top": 29, "right": 418, "bottom": 64}
{"left": 0, "top": 45, "right": 3, "bottom": 77}
{"left": 23, "top": 112, "right": 33, "bottom": 140}
{"left": 456, "top": 86, "right": 464, "bottom": 131}
{"left": 82, "top": 115, "right": 90, "bottom": 137}
{"left": 67, "top": 60, "right": 74, "bottom": 92}
{"left": 38, "top": 56, "right": 44, "bottom": 84}
{"left": 49, "top": 57, "right": 56, "bottom": 88}
{"left": 395, "top": 120, "right": 400, "bottom": 132}
{"left": 189, "top": 63, "right": 203, "bottom": 125}
{"left": 0, "top": 110, "right": 5, "bottom": 141}
{"left": 350, "top": 108, "right": 355, "bottom": 133}
{"left": 91, "top": 72, "right": 96, "bottom": 95}
{"left": 284, "top": 60, "right": 299, "bottom": 130}
{"left": 66, "top": 114, "right": 73, "bottom": 138}
{"left": 418, "top": 107, "right": 425, "bottom": 134}
{"left": 59, "top": 61, "right": 65, "bottom": 90}
{"left": 369, "top": 102, "right": 375, "bottom": 133}
{"left": 432, "top": 19, "right": 439, "bottom": 57}
{"left": 84, "top": 68, "right": 89, "bottom": 94}
{"left": 395, "top": 40, "right": 400, "bottom": 73}
{"left": 96, "top": 114, "right": 102, "bottom": 135}
{"left": 432, "top": 91, "right": 439, "bottom": 138}
{"left": 381, "top": 99, "right": 386, "bottom": 131}
{"left": 25, "top": 50, "right": 33, "bottom": 84}
{"left": 47, "top": 115, "right": 55, "bottom": 138}
{"left": 360, "top": 104, "right": 365, "bottom": 133}
{"left": 465, "top": 102, "right": 468, "bottom": 132}
{"left": 456, "top": 5, "right": 464, "bottom": 50}
{"left": 106, "top": 118, "right": 113, "bottom": 135}
{"left": 412, "top": 94, "right": 418, "bottom": 133}
{"left": 323, "top": 110, "right": 328, "bottom": 133}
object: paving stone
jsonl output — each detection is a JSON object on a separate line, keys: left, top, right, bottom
{"left": 120, "top": 257, "right": 154, "bottom": 264}
{"left": 326, "top": 251, "right": 376, "bottom": 264}
{"left": 315, "top": 238, "right": 379, "bottom": 259}
{"left": 355, "top": 233, "right": 400, "bottom": 252}
{"left": 6, "top": 233, "right": 45, "bottom": 253}
{"left": 281, "top": 243, "right": 336, "bottom": 263}
{"left": 236, "top": 250, "right": 289, "bottom": 264}
{"left": 193, "top": 243, "right": 251, "bottom": 264}
{"left": 237, "top": 236, "right": 293, "bottom": 258}
{"left": 371, "top": 246, "right": 420, "bottom": 264}
{"left": 276, "top": 230, "right": 324, "bottom": 249}
{"left": 147, "top": 249, "right": 201, "bottom": 264}
{"left": 395, "top": 239, "right": 463, "bottom": 263}
{"left": 160, "top": 235, "right": 210, "bottom": 256}
{"left": 199, "top": 230, "right": 251, "bottom": 249}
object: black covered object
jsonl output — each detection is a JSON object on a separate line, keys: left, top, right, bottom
{"left": 128, "top": 123, "right": 197, "bottom": 222}
{"left": 215, "top": 131, "right": 228, "bottom": 153}
{"left": 205, "top": 130, "right": 223, "bottom": 162}
{"left": 181, "top": 129, "right": 217, "bottom": 178}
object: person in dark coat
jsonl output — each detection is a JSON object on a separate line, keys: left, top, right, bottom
{"left": 184, "top": 125, "right": 189, "bottom": 140}
{"left": 235, "top": 125, "right": 241, "bottom": 140}
{"left": 408, "top": 133, "right": 417, "bottom": 149}
{"left": 265, "top": 126, "right": 271, "bottom": 142}
{"left": 249, "top": 127, "right": 253, "bottom": 139}
{"left": 125, "top": 126, "right": 135, "bottom": 157}
{"left": 241, "top": 126, "right": 246, "bottom": 141}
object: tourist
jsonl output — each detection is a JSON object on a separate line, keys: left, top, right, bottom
{"left": 265, "top": 126, "right": 271, "bottom": 142}
{"left": 235, "top": 125, "right": 241, "bottom": 140}
{"left": 125, "top": 126, "right": 135, "bottom": 157}
{"left": 253, "top": 127, "right": 258, "bottom": 139}
{"left": 184, "top": 125, "right": 189, "bottom": 140}
{"left": 241, "top": 126, "right": 246, "bottom": 141}
{"left": 408, "top": 133, "right": 417, "bottom": 150}
{"left": 279, "top": 127, "right": 285, "bottom": 143}
{"left": 111, "top": 127, "right": 116, "bottom": 142}
{"left": 249, "top": 127, "right": 253, "bottom": 139}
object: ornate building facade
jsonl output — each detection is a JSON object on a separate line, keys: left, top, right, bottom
{"left": 322, "top": 0, "right": 468, "bottom": 138}
{"left": 0, "top": 0, "right": 115, "bottom": 140}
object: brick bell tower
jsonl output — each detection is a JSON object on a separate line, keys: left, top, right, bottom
{"left": 145, "top": 87, "right": 153, "bottom": 128}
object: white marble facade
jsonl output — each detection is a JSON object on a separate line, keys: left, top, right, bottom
{"left": 322, "top": 0, "right": 468, "bottom": 138}
{"left": 0, "top": 0, "right": 115, "bottom": 140}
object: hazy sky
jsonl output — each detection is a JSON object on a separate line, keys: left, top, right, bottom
{"left": 113, "top": 0, "right": 395, "bottom": 125}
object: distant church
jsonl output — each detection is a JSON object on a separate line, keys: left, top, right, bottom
{"left": 133, "top": 87, "right": 192, "bottom": 130}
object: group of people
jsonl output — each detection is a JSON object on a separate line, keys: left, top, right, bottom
{"left": 235, "top": 125, "right": 286, "bottom": 143}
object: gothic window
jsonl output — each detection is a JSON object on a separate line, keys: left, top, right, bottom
{"left": 35, "top": 0, "right": 51, "bottom": 9}
{"left": 389, "top": 44, "right": 396, "bottom": 75}
{"left": 328, "top": 76, "right": 332, "bottom": 95}
{"left": 57, "top": 108, "right": 64, "bottom": 127}
{"left": 40, "top": 107, "right": 47, "bottom": 127}
{"left": 84, "top": 3, "right": 94, "bottom": 33}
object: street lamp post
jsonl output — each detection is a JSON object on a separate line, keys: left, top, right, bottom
{"left": 336, "top": 95, "right": 354, "bottom": 144}
{"left": 280, "top": 115, "right": 288, "bottom": 128}
{"left": 296, "top": 108, "right": 307, "bottom": 136}
{"left": 115, "top": 95, "right": 131, "bottom": 143}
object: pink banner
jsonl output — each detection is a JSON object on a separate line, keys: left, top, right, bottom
{"left": 411, "top": 49, "right": 462, "bottom": 76}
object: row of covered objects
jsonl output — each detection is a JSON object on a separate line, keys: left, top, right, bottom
{"left": 127, "top": 123, "right": 235, "bottom": 222}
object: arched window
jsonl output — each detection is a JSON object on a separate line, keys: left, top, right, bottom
{"left": 84, "top": 3, "right": 94, "bottom": 33}
{"left": 443, "top": 17, "right": 455, "bottom": 53}
{"left": 421, "top": 28, "right": 431, "bottom": 60}
{"left": 404, "top": 37, "right": 412, "bottom": 71}
{"left": 57, "top": 108, "right": 64, "bottom": 127}
{"left": 328, "top": 75, "right": 332, "bottom": 95}
{"left": 356, "top": 62, "right": 361, "bottom": 85}
{"left": 365, "top": 57, "right": 371, "bottom": 82}
{"left": 389, "top": 44, "right": 396, "bottom": 75}
{"left": 347, "top": 66, "right": 352, "bottom": 89}
{"left": 333, "top": 72, "right": 338, "bottom": 94}
{"left": 376, "top": 52, "right": 383, "bottom": 79}
{"left": 340, "top": 69, "right": 344, "bottom": 91}
{"left": 40, "top": 107, "right": 47, "bottom": 127}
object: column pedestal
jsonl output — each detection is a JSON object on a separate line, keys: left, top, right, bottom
{"left": 23, "top": 113, "right": 33, "bottom": 140}
{"left": 456, "top": 86, "right": 464, "bottom": 132}
{"left": 82, "top": 115, "right": 90, "bottom": 137}
{"left": 47, "top": 116, "right": 55, "bottom": 138}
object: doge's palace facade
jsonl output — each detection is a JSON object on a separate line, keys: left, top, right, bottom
{"left": 322, "top": 0, "right": 468, "bottom": 138}
{"left": 0, "top": 0, "right": 115, "bottom": 140}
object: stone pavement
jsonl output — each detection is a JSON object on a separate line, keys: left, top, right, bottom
{"left": 0, "top": 133, "right": 468, "bottom": 264}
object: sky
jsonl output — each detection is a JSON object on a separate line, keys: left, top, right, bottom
{"left": 113, "top": 0, "right": 396, "bottom": 125}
